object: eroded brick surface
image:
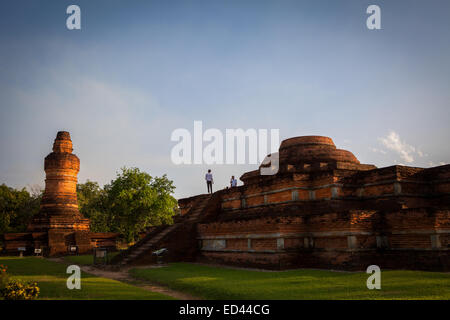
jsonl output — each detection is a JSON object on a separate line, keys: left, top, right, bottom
{"left": 189, "top": 136, "right": 450, "bottom": 271}
{"left": 2, "top": 132, "right": 118, "bottom": 256}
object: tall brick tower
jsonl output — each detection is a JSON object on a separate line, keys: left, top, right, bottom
{"left": 28, "top": 131, "right": 91, "bottom": 255}
{"left": 2, "top": 131, "right": 118, "bottom": 255}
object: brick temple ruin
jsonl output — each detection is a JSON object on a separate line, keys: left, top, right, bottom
{"left": 1, "top": 131, "right": 118, "bottom": 256}
{"left": 2, "top": 132, "right": 448, "bottom": 270}
{"left": 113, "top": 136, "right": 449, "bottom": 271}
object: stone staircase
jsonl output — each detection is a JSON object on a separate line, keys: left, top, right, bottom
{"left": 112, "top": 194, "right": 212, "bottom": 267}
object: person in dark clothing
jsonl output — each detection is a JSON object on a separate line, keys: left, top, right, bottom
{"left": 205, "top": 169, "right": 213, "bottom": 193}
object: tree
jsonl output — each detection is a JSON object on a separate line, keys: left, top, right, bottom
{"left": 104, "top": 167, "right": 177, "bottom": 243}
{"left": 0, "top": 184, "right": 41, "bottom": 234}
{"left": 77, "top": 180, "right": 103, "bottom": 215}
{"left": 1, "top": 167, "right": 177, "bottom": 242}
{"left": 76, "top": 181, "right": 110, "bottom": 233}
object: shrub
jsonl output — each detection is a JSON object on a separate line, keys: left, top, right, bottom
{"left": 0, "top": 264, "right": 9, "bottom": 291}
{"left": 1, "top": 279, "right": 40, "bottom": 300}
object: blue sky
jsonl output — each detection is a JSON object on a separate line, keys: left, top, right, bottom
{"left": 1, "top": 0, "right": 449, "bottom": 198}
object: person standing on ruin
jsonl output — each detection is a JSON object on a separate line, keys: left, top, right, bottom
{"left": 205, "top": 169, "right": 213, "bottom": 194}
{"left": 230, "top": 176, "right": 237, "bottom": 188}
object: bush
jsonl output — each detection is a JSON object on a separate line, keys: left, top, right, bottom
{"left": 1, "top": 279, "right": 40, "bottom": 300}
{"left": 0, "top": 264, "right": 9, "bottom": 291}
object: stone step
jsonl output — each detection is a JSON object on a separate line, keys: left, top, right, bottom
{"left": 116, "top": 196, "right": 211, "bottom": 265}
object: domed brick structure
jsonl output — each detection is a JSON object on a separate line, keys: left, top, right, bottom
{"left": 176, "top": 135, "right": 450, "bottom": 271}
{"left": 241, "top": 136, "right": 376, "bottom": 184}
{"left": 118, "top": 135, "right": 450, "bottom": 271}
{"left": 278, "top": 136, "right": 359, "bottom": 165}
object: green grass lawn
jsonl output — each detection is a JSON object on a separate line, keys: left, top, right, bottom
{"left": 0, "top": 257, "right": 173, "bottom": 300}
{"left": 130, "top": 263, "right": 450, "bottom": 300}
{"left": 64, "top": 252, "right": 120, "bottom": 266}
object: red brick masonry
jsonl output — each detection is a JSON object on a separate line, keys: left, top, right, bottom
{"left": 184, "top": 136, "right": 450, "bottom": 271}
{"left": 1, "top": 132, "right": 118, "bottom": 256}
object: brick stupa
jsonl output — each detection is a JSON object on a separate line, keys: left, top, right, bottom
{"left": 27, "top": 131, "right": 91, "bottom": 255}
{"left": 29, "top": 131, "right": 90, "bottom": 233}
{"left": 2, "top": 131, "right": 118, "bottom": 256}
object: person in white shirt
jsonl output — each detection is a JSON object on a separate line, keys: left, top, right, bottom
{"left": 230, "top": 176, "right": 237, "bottom": 188}
{"left": 205, "top": 169, "right": 213, "bottom": 194}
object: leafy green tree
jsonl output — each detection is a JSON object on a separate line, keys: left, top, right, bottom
{"left": 76, "top": 181, "right": 110, "bottom": 233}
{"left": 77, "top": 180, "right": 102, "bottom": 215}
{"left": 104, "top": 167, "right": 177, "bottom": 243}
{"left": 1, "top": 167, "right": 177, "bottom": 242}
{"left": 0, "top": 184, "right": 41, "bottom": 234}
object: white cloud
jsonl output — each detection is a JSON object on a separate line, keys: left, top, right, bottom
{"left": 369, "top": 147, "right": 387, "bottom": 154}
{"left": 378, "top": 131, "right": 417, "bottom": 163}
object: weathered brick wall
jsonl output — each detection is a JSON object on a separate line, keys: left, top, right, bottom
{"left": 220, "top": 169, "right": 449, "bottom": 212}
{"left": 197, "top": 174, "right": 450, "bottom": 271}
{"left": 389, "top": 234, "right": 431, "bottom": 249}
{"left": 178, "top": 194, "right": 208, "bottom": 215}
{"left": 314, "top": 237, "right": 347, "bottom": 249}
{"left": 226, "top": 239, "right": 248, "bottom": 250}
{"left": 182, "top": 138, "right": 450, "bottom": 271}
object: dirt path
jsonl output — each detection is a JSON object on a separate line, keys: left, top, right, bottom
{"left": 81, "top": 265, "right": 200, "bottom": 300}
{"left": 49, "top": 258, "right": 199, "bottom": 300}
